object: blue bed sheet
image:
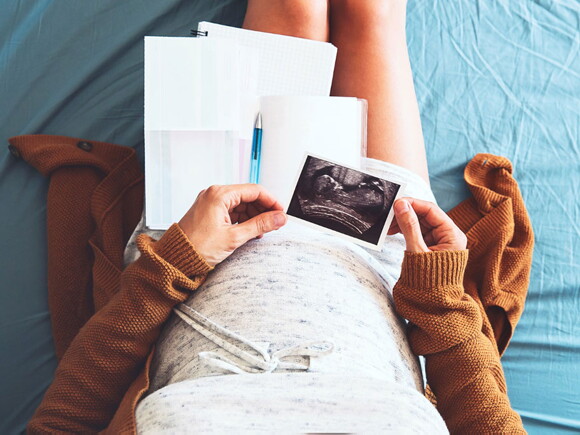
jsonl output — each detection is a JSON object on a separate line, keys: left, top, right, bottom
{"left": 1, "top": 0, "right": 578, "bottom": 433}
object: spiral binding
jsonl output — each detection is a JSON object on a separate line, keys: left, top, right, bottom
{"left": 190, "top": 29, "right": 209, "bottom": 37}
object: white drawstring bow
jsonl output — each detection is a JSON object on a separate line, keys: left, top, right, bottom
{"left": 173, "top": 303, "right": 334, "bottom": 375}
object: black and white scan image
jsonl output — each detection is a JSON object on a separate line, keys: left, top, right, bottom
{"left": 287, "top": 155, "right": 401, "bottom": 247}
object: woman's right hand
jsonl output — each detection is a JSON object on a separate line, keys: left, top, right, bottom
{"left": 178, "top": 184, "right": 287, "bottom": 267}
{"left": 388, "top": 198, "right": 467, "bottom": 252}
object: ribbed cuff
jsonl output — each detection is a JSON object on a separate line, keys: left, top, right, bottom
{"left": 151, "top": 223, "right": 213, "bottom": 277}
{"left": 398, "top": 250, "right": 468, "bottom": 289}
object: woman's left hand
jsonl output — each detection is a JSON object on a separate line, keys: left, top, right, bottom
{"left": 388, "top": 197, "right": 467, "bottom": 253}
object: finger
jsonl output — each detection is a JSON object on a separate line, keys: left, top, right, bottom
{"left": 231, "top": 210, "right": 287, "bottom": 245}
{"left": 233, "top": 202, "right": 248, "bottom": 214}
{"left": 393, "top": 199, "right": 429, "bottom": 253}
{"left": 235, "top": 201, "right": 267, "bottom": 223}
{"left": 222, "top": 184, "right": 284, "bottom": 212}
{"left": 253, "top": 201, "right": 267, "bottom": 214}
{"left": 196, "top": 188, "right": 207, "bottom": 200}
{"left": 245, "top": 202, "right": 261, "bottom": 219}
{"left": 230, "top": 202, "right": 246, "bottom": 223}
{"left": 401, "top": 197, "right": 455, "bottom": 229}
{"left": 387, "top": 219, "right": 400, "bottom": 235}
{"left": 230, "top": 204, "right": 249, "bottom": 224}
{"left": 232, "top": 203, "right": 258, "bottom": 224}
{"left": 423, "top": 231, "right": 436, "bottom": 247}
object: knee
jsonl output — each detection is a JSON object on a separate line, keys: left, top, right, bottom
{"left": 283, "top": 0, "right": 328, "bottom": 25}
{"left": 275, "top": 0, "right": 329, "bottom": 40}
{"left": 244, "top": 0, "right": 328, "bottom": 41}
{"left": 331, "top": 0, "right": 405, "bottom": 28}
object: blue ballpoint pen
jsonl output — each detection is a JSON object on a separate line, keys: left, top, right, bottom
{"left": 250, "top": 113, "right": 263, "bottom": 184}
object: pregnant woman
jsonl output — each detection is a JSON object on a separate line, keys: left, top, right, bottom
{"left": 28, "top": 1, "right": 525, "bottom": 433}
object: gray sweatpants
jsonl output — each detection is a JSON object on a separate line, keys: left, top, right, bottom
{"left": 126, "top": 159, "right": 448, "bottom": 434}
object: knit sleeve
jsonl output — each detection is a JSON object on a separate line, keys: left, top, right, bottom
{"left": 27, "top": 224, "right": 213, "bottom": 434}
{"left": 393, "top": 250, "right": 526, "bottom": 434}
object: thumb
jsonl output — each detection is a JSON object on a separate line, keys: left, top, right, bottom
{"left": 394, "top": 199, "right": 429, "bottom": 253}
{"left": 233, "top": 210, "right": 287, "bottom": 244}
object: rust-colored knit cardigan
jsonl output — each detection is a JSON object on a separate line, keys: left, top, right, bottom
{"left": 8, "top": 135, "right": 533, "bottom": 434}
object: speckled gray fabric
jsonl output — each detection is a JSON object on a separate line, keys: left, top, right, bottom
{"left": 147, "top": 226, "right": 423, "bottom": 388}
{"left": 136, "top": 374, "right": 448, "bottom": 434}
{"left": 127, "top": 159, "right": 447, "bottom": 433}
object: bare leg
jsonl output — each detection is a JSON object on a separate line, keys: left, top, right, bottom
{"left": 329, "top": 1, "right": 429, "bottom": 183}
{"left": 242, "top": 0, "right": 428, "bottom": 181}
{"left": 243, "top": 0, "right": 329, "bottom": 42}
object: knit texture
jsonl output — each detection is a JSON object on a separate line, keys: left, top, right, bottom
{"left": 393, "top": 153, "right": 534, "bottom": 434}
{"left": 8, "top": 135, "right": 144, "bottom": 360}
{"left": 27, "top": 224, "right": 212, "bottom": 434}
{"left": 9, "top": 136, "right": 533, "bottom": 434}
{"left": 394, "top": 252, "right": 525, "bottom": 433}
{"left": 448, "top": 154, "right": 534, "bottom": 355}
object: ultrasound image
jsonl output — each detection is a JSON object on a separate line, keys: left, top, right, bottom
{"left": 287, "top": 156, "right": 400, "bottom": 244}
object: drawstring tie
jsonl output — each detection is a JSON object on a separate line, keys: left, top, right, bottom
{"left": 173, "top": 303, "right": 334, "bottom": 375}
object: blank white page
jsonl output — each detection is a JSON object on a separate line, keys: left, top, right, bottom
{"left": 144, "top": 36, "right": 250, "bottom": 229}
{"left": 259, "top": 96, "right": 363, "bottom": 207}
{"left": 145, "top": 130, "right": 240, "bottom": 230}
{"left": 198, "top": 22, "right": 337, "bottom": 97}
{"left": 144, "top": 36, "right": 241, "bottom": 131}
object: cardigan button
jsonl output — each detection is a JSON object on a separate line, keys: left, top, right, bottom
{"left": 8, "top": 144, "right": 20, "bottom": 158}
{"left": 76, "top": 141, "right": 93, "bottom": 152}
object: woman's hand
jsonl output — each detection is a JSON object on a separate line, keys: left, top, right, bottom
{"left": 388, "top": 197, "right": 467, "bottom": 252}
{"left": 178, "top": 184, "right": 287, "bottom": 266}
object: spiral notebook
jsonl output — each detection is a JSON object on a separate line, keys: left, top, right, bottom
{"left": 144, "top": 24, "right": 366, "bottom": 230}
{"left": 195, "top": 21, "right": 337, "bottom": 98}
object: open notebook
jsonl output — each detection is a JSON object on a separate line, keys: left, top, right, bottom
{"left": 196, "top": 21, "right": 337, "bottom": 98}
{"left": 144, "top": 25, "right": 365, "bottom": 230}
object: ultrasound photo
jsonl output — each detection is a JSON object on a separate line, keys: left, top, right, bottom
{"left": 287, "top": 155, "right": 402, "bottom": 248}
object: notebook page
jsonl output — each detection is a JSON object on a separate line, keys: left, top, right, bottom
{"left": 145, "top": 36, "right": 241, "bottom": 131}
{"left": 145, "top": 130, "right": 240, "bottom": 230}
{"left": 258, "top": 96, "right": 363, "bottom": 207}
{"left": 198, "top": 22, "right": 337, "bottom": 97}
{"left": 144, "top": 36, "right": 247, "bottom": 229}
{"left": 198, "top": 22, "right": 337, "bottom": 141}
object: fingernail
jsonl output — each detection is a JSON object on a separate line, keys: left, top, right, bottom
{"left": 273, "top": 212, "right": 286, "bottom": 227}
{"left": 395, "top": 200, "right": 408, "bottom": 213}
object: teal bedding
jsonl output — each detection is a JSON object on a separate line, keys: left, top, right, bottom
{"left": 1, "top": 1, "right": 578, "bottom": 433}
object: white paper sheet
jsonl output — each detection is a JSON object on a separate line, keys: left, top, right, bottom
{"left": 145, "top": 130, "right": 240, "bottom": 229}
{"left": 198, "top": 22, "right": 337, "bottom": 97}
{"left": 145, "top": 36, "right": 241, "bottom": 131}
{"left": 144, "top": 27, "right": 339, "bottom": 229}
{"left": 144, "top": 36, "right": 250, "bottom": 229}
{"left": 258, "top": 96, "right": 364, "bottom": 207}
{"left": 198, "top": 22, "right": 337, "bottom": 141}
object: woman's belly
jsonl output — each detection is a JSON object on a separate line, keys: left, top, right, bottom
{"left": 148, "top": 225, "right": 422, "bottom": 394}
{"left": 137, "top": 373, "right": 448, "bottom": 434}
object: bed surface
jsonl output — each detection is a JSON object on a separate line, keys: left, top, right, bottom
{"left": 1, "top": 1, "right": 578, "bottom": 433}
